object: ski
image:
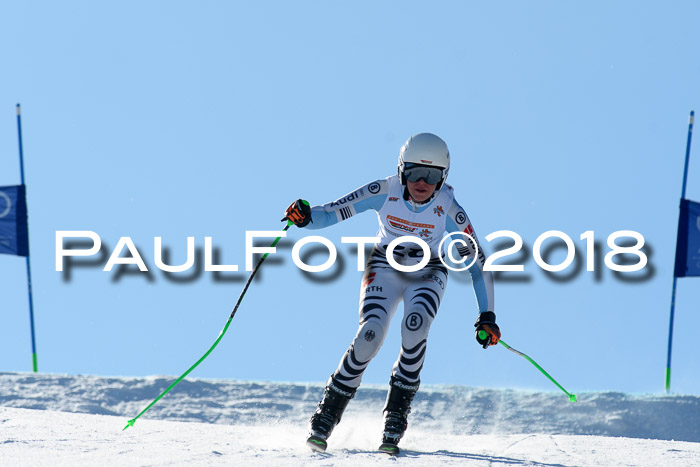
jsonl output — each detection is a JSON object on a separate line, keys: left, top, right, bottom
{"left": 307, "top": 435, "right": 400, "bottom": 455}
{"left": 306, "top": 435, "right": 328, "bottom": 453}
{"left": 378, "top": 442, "right": 400, "bottom": 456}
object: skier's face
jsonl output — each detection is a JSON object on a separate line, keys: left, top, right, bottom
{"left": 407, "top": 179, "right": 437, "bottom": 202}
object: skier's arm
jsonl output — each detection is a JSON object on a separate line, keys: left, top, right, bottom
{"left": 445, "top": 202, "right": 495, "bottom": 313}
{"left": 304, "top": 180, "right": 388, "bottom": 230}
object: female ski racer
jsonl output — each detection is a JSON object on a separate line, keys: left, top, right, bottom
{"left": 283, "top": 133, "right": 500, "bottom": 454}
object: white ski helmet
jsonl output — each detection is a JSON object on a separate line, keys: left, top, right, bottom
{"left": 397, "top": 133, "right": 450, "bottom": 189}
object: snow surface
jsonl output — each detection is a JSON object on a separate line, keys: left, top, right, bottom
{"left": 1, "top": 372, "right": 699, "bottom": 466}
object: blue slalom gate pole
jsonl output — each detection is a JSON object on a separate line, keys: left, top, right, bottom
{"left": 16, "top": 103, "right": 38, "bottom": 373}
{"left": 666, "top": 110, "right": 694, "bottom": 393}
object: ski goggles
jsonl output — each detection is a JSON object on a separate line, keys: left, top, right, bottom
{"left": 403, "top": 163, "right": 444, "bottom": 184}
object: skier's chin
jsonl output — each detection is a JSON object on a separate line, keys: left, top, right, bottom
{"left": 412, "top": 190, "right": 432, "bottom": 202}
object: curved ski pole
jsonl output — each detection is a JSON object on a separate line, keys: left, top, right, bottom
{"left": 479, "top": 331, "right": 577, "bottom": 402}
{"left": 124, "top": 221, "right": 293, "bottom": 430}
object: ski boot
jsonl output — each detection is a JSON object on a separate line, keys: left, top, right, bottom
{"left": 306, "top": 377, "right": 356, "bottom": 452}
{"left": 378, "top": 375, "right": 419, "bottom": 456}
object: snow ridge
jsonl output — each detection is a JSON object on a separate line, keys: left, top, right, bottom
{"left": 1, "top": 372, "right": 698, "bottom": 442}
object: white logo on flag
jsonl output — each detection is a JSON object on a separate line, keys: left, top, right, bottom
{"left": 0, "top": 191, "right": 11, "bottom": 219}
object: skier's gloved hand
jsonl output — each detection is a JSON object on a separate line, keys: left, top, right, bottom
{"left": 474, "top": 311, "right": 500, "bottom": 349}
{"left": 282, "top": 199, "right": 313, "bottom": 227}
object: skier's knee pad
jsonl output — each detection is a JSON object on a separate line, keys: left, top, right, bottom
{"left": 400, "top": 307, "right": 433, "bottom": 348}
{"left": 352, "top": 319, "right": 387, "bottom": 361}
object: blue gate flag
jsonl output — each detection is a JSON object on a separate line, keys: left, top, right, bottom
{"left": 674, "top": 198, "right": 700, "bottom": 277}
{"left": 0, "top": 185, "right": 29, "bottom": 257}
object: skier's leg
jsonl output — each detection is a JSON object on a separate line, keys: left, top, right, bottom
{"left": 308, "top": 267, "right": 402, "bottom": 447}
{"left": 331, "top": 268, "right": 403, "bottom": 389}
{"left": 391, "top": 267, "right": 447, "bottom": 384}
{"left": 382, "top": 267, "right": 448, "bottom": 446}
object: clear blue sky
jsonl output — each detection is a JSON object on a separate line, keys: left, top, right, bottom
{"left": 1, "top": 1, "right": 699, "bottom": 396}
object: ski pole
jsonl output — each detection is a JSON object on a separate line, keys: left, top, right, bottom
{"left": 123, "top": 221, "right": 293, "bottom": 430}
{"left": 479, "top": 330, "right": 577, "bottom": 402}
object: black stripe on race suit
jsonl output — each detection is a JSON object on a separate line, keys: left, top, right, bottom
{"left": 348, "top": 347, "right": 368, "bottom": 369}
{"left": 338, "top": 349, "right": 369, "bottom": 379}
{"left": 413, "top": 300, "right": 436, "bottom": 319}
{"left": 362, "top": 314, "right": 383, "bottom": 323}
{"left": 410, "top": 288, "right": 440, "bottom": 318}
{"left": 402, "top": 338, "right": 427, "bottom": 355}
{"left": 367, "top": 259, "right": 391, "bottom": 269}
{"left": 363, "top": 295, "right": 387, "bottom": 301}
{"left": 400, "top": 343, "right": 427, "bottom": 366}
{"left": 425, "top": 258, "right": 448, "bottom": 275}
{"left": 398, "top": 363, "right": 424, "bottom": 382}
{"left": 414, "top": 286, "right": 441, "bottom": 305}
{"left": 367, "top": 248, "right": 449, "bottom": 273}
{"left": 366, "top": 259, "right": 447, "bottom": 273}
{"left": 366, "top": 250, "right": 391, "bottom": 269}
{"left": 397, "top": 340, "right": 428, "bottom": 382}
{"left": 360, "top": 302, "right": 388, "bottom": 322}
{"left": 339, "top": 206, "right": 353, "bottom": 221}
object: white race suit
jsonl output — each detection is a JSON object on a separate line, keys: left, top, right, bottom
{"left": 304, "top": 174, "right": 495, "bottom": 388}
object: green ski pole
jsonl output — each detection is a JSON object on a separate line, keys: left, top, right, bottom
{"left": 478, "top": 330, "right": 577, "bottom": 402}
{"left": 123, "top": 221, "right": 293, "bottom": 430}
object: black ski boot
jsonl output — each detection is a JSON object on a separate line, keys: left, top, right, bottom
{"left": 306, "top": 377, "right": 356, "bottom": 452}
{"left": 378, "top": 375, "right": 419, "bottom": 455}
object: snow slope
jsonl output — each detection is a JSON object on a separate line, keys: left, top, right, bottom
{"left": 1, "top": 372, "right": 699, "bottom": 466}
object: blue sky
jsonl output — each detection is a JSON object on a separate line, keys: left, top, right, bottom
{"left": 1, "top": 1, "right": 699, "bottom": 397}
